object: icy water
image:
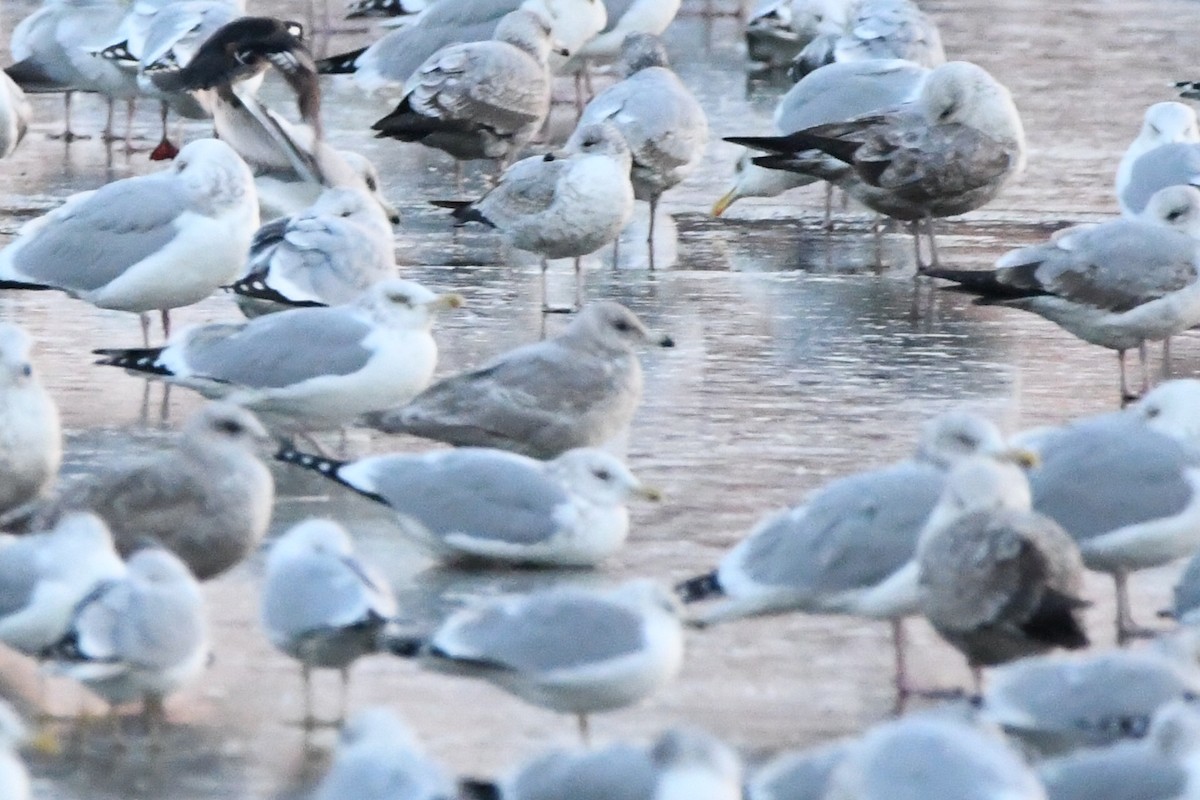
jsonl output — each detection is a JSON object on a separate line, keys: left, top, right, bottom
{"left": 3, "top": 0, "right": 1200, "bottom": 796}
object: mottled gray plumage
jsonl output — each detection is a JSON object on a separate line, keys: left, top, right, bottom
{"left": 370, "top": 301, "right": 672, "bottom": 458}
{"left": 792, "top": 0, "right": 944, "bottom": 79}
{"left": 38, "top": 404, "right": 274, "bottom": 580}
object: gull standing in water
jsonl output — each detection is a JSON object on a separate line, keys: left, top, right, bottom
{"left": 728, "top": 60, "right": 1025, "bottom": 268}
{"left": 372, "top": 8, "right": 560, "bottom": 171}
{"left": 383, "top": 580, "right": 684, "bottom": 743}
{"left": 572, "top": 33, "right": 708, "bottom": 269}
{"left": 35, "top": 404, "right": 274, "bottom": 580}
{"left": 915, "top": 455, "right": 1089, "bottom": 688}
{"left": 0, "top": 325, "right": 61, "bottom": 519}
{"left": 275, "top": 445, "right": 659, "bottom": 566}
{"left": 924, "top": 186, "right": 1200, "bottom": 401}
{"left": 1115, "top": 102, "right": 1200, "bottom": 217}
{"left": 261, "top": 520, "right": 398, "bottom": 726}
{"left": 0, "top": 138, "right": 258, "bottom": 345}
{"left": 368, "top": 301, "right": 673, "bottom": 458}
{"left": 435, "top": 121, "right": 635, "bottom": 310}
{"left": 94, "top": 280, "right": 463, "bottom": 433}
{"left": 229, "top": 187, "right": 398, "bottom": 318}
{"left": 675, "top": 411, "right": 1007, "bottom": 704}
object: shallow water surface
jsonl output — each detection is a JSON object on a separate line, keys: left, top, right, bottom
{"left": 3, "top": 0, "right": 1200, "bottom": 796}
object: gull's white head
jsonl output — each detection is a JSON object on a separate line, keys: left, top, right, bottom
{"left": 337, "top": 150, "right": 399, "bottom": 225}
{"left": 523, "top": 0, "right": 606, "bottom": 58}
{"left": 184, "top": 402, "right": 270, "bottom": 454}
{"left": 548, "top": 449, "right": 661, "bottom": 506}
{"left": 267, "top": 518, "right": 354, "bottom": 571}
{"left": 0, "top": 323, "right": 36, "bottom": 387}
{"left": 567, "top": 121, "right": 633, "bottom": 170}
{"left": 173, "top": 138, "right": 258, "bottom": 215}
{"left": 931, "top": 456, "right": 1034, "bottom": 525}
{"left": 915, "top": 411, "right": 1007, "bottom": 469}
{"left": 307, "top": 186, "right": 390, "bottom": 234}
{"left": 568, "top": 301, "right": 674, "bottom": 352}
{"left": 1128, "top": 378, "right": 1200, "bottom": 447}
{"left": 921, "top": 61, "right": 1025, "bottom": 162}
{"left": 127, "top": 546, "right": 199, "bottom": 590}
{"left": 651, "top": 728, "right": 743, "bottom": 800}
{"left": 712, "top": 149, "right": 815, "bottom": 217}
{"left": 1142, "top": 185, "right": 1200, "bottom": 239}
{"left": 1137, "top": 103, "right": 1200, "bottom": 152}
{"left": 357, "top": 278, "right": 463, "bottom": 330}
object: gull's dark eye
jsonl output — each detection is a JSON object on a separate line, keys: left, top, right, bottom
{"left": 1145, "top": 405, "right": 1162, "bottom": 419}
{"left": 953, "top": 432, "right": 976, "bottom": 447}
{"left": 593, "top": 468, "right": 611, "bottom": 481}
{"left": 387, "top": 292, "right": 410, "bottom": 305}
{"left": 365, "top": 176, "right": 378, "bottom": 191}
{"left": 217, "top": 419, "right": 244, "bottom": 435}
{"left": 613, "top": 319, "right": 632, "bottom": 332}
{"left": 1168, "top": 206, "right": 1187, "bottom": 222}
{"left": 20, "top": 364, "right": 31, "bottom": 377}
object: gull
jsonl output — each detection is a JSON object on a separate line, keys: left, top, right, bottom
{"left": 384, "top": 579, "right": 684, "bottom": 742}
{"left": 713, "top": 58, "right": 927, "bottom": 218}
{"left": 42, "top": 547, "right": 209, "bottom": 723}
{"left": 94, "top": 280, "right": 464, "bottom": 432}
{"left": 0, "top": 138, "right": 259, "bottom": 345}
{"left": 435, "top": 121, "right": 635, "bottom": 310}
{"left": 1037, "top": 701, "right": 1199, "bottom": 800}
{"left": 154, "top": 16, "right": 399, "bottom": 221}
{"left": 0, "top": 324, "right": 61, "bottom": 518}
{"left": 981, "top": 648, "right": 1200, "bottom": 757}
{"left": 823, "top": 711, "right": 1046, "bottom": 800}
{"left": 572, "top": 33, "right": 708, "bottom": 269}
{"left": 728, "top": 60, "right": 1025, "bottom": 268}
{"left": 916, "top": 455, "right": 1089, "bottom": 688}
{"left": 1119, "top": 143, "right": 1200, "bottom": 220}
{"left": 0, "top": 513, "right": 125, "bottom": 657}
{"left": 317, "top": 0, "right": 606, "bottom": 96}
{"left": 275, "top": 445, "right": 660, "bottom": 566}
{"left": 0, "top": 73, "right": 31, "bottom": 158}
{"left": 372, "top": 8, "right": 559, "bottom": 168}
{"left": 744, "top": 0, "right": 850, "bottom": 71}
{"left": 675, "top": 411, "right": 1007, "bottom": 704}
{"left": 314, "top": 708, "right": 455, "bottom": 800}
{"left": 368, "top": 301, "right": 674, "bottom": 458}
{"left": 789, "top": 0, "right": 944, "bottom": 80}
{"left": 345, "top": 0, "right": 430, "bottom": 18}
{"left": 924, "top": 186, "right": 1200, "bottom": 402}
{"left": 229, "top": 187, "right": 398, "bottom": 318}
{"left": 747, "top": 740, "right": 851, "bottom": 800}
{"left": 261, "top": 519, "right": 398, "bottom": 726}
{"left": 0, "top": 702, "right": 29, "bottom": 800}
{"left": 6, "top": 0, "right": 140, "bottom": 141}
{"left": 1116, "top": 102, "right": 1200, "bottom": 218}
{"left": 35, "top": 403, "right": 274, "bottom": 580}
{"left": 1017, "top": 379, "right": 1200, "bottom": 643}
{"left": 478, "top": 728, "right": 742, "bottom": 800}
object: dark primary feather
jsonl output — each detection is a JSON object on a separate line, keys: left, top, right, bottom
{"left": 93, "top": 346, "right": 173, "bottom": 376}
{"left": 316, "top": 47, "right": 367, "bottom": 75}
{"left": 274, "top": 446, "right": 388, "bottom": 505}
{"left": 675, "top": 571, "right": 723, "bottom": 603}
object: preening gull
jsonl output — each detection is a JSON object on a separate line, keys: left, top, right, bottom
{"left": 1019, "top": 380, "right": 1200, "bottom": 642}
{"left": 729, "top": 60, "right": 1025, "bottom": 268}
{"left": 713, "top": 58, "right": 927, "bottom": 217}
{"left": 317, "top": 0, "right": 606, "bottom": 96}
{"left": 230, "top": 187, "right": 398, "bottom": 318}
{"left": 314, "top": 708, "right": 456, "bottom": 800}
{"left": 94, "top": 280, "right": 463, "bottom": 432}
{"left": 367, "top": 301, "right": 674, "bottom": 458}
{"left": 0, "top": 513, "right": 125, "bottom": 656}
{"left": 916, "top": 455, "right": 1088, "bottom": 682}
{"left": 981, "top": 648, "right": 1200, "bottom": 756}
{"left": 435, "top": 121, "right": 635, "bottom": 310}
{"left": 572, "top": 33, "right": 708, "bottom": 269}
{"left": 0, "top": 138, "right": 259, "bottom": 344}
{"left": 823, "top": 711, "right": 1045, "bottom": 800}
{"left": 1116, "top": 102, "right": 1200, "bottom": 218}
{"left": 261, "top": 519, "right": 398, "bottom": 726}
{"left": 36, "top": 403, "right": 274, "bottom": 580}
{"left": 789, "top": 0, "right": 944, "bottom": 80}
{"left": 925, "top": 186, "right": 1200, "bottom": 401}
{"left": 675, "top": 411, "right": 1006, "bottom": 703}
{"left": 0, "top": 72, "right": 31, "bottom": 158}
{"left": 275, "top": 445, "right": 660, "bottom": 566}
{"left": 0, "top": 324, "right": 61, "bottom": 518}
{"left": 384, "top": 579, "right": 684, "bottom": 742}
{"left": 476, "top": 728, "right": 742, "bottom": 800}
{"left": 372, "top": 8, "right": 558, "bottom": 167}
{"left": 43, "top": 547, "right": 209, "bottom": 721}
